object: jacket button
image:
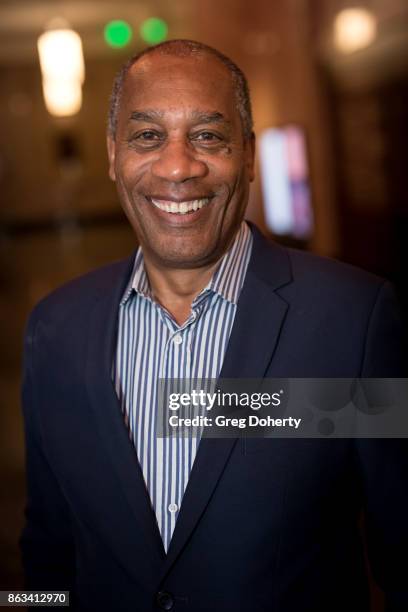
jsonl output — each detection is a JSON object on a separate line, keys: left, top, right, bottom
{"left": 156, "top": 591, "right": 174, "bottom": 610}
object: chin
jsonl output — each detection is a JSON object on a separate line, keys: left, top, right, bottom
{"left": 154, "top": 247, "right": 219, "bottom": 269}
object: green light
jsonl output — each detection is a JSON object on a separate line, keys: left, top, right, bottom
{"left": 104, "top": 20, "right": 132, "bottom": 48}
{"left": 140, "top": 17, "right": 168, "bottom": 45}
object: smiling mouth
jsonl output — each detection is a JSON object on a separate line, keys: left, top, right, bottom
{"left": 150, "top": 197, "right": 211, "bottom": 215}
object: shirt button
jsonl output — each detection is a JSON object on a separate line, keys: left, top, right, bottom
{"left": 173, "top": 334, "right": 182, "bottom": 345}
{"left": 156, "top": 591, "right": 174, "bottom": 610}
{"left": 168, "top": 503, "right": 178, "bottom": 513}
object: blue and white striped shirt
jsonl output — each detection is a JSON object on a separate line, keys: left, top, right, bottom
{"left": 112, "top": 221, "right": 252, "bottom": 551}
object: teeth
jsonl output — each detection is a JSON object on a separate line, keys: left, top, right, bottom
{"left": 151, "top": 198, "right": 210, "bottom": 214}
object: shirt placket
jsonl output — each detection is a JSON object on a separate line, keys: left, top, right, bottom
{"left": 158, "top": 304, "right": 202, "bottom": 551}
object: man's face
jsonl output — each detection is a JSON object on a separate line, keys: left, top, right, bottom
{"left": 107, "top": 52, "right": 255, "bottom": 269}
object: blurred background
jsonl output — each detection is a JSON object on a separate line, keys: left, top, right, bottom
{"left": 0, "top": 0, "right": 407, "bottom": 608}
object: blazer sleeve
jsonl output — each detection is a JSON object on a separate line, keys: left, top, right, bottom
{"left": 356, "top": 281, "right": 408, "bottom": 611}
{"left": 20, "top": 308, "right": 76, "bottom": 595}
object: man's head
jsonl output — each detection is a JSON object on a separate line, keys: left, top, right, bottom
{"left": 107, "top": 39, "right": 255, "bottom": 270}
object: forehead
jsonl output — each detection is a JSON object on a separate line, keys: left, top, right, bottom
{"left": 120, "top": 52, "right": 238, "bottom": 121}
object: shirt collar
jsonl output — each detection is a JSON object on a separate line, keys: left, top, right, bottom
{"left": 120, "top": 221, "right": 253, "bottom": 307}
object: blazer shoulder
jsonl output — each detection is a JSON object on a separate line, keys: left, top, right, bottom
{"left": 249, "top": 225, "right": 386, "bottom": 301}
{"left": 284, "top": 245, "right": 386, "bottom": 298}
{"left": 263, "top": 243, "right": 404, "bottom": 375}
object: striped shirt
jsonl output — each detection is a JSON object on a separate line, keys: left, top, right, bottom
{"left": 112, "top": 221, "right": 252, "bottom": 551}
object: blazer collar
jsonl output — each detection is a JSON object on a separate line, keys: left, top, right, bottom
{"left": 85, "top": 252, "right": 167, "bottom": 581}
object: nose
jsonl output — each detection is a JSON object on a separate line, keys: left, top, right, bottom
{"left": 151, "top": 139, "right": 208, "bottom": 183}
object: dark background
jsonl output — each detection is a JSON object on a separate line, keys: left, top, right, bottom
{"left": 1, "top": 1, "right": 407, "bottom": 610}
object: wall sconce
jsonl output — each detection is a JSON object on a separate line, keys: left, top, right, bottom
{"left": 334, "top": 7, "right": 377, "bottom": 54}
{"left": 37, "top": 27, "right": 85, "bottom": 117}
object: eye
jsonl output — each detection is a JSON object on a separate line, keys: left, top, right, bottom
{"left": 127, "top": 130, "right": 164, "bottom": 149}
{"left": 192, "top": 131, "right": 223, "bottom": 143}
{"left": 137, "top": 130, "right": 161, "bottom": 140}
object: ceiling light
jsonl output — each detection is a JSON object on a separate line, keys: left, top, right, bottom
{"left": 334, "top": 8, "right": 377, "bottom": 54}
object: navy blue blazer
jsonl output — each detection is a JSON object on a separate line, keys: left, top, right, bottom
{"left": 21, "top": 226, "right": 407, "bottom": 611}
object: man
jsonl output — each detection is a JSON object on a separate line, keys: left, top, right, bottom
{"left": 21, "top": 40, "right": 407, "bottom": 611}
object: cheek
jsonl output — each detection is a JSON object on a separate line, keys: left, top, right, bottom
{"left": 115, "top": 153, "right": 149, "bottom": 189}
{"left": 227, "top": 162, "right": 250, "bottom": 197}
{"left": 207, "top": 158, "right": 243, "bottom": 190}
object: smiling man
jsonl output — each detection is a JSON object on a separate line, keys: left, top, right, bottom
{"left": 106, "top": 43, "right": 255, "bottom": 324}
{"left": 21, "top": 40, "right": 407, "bottom": 612}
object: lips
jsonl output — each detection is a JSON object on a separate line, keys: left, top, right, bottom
{"left": 149, "top": 197, "right": 211, "bottom": 215}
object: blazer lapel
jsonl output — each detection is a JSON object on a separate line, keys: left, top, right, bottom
{"left": 85, "top": 256, "right": 166, "bottom": 580}
{"left": 161, "top": 227, "right": 293, "bottom": 578}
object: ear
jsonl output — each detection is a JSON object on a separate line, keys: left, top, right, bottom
{"left": 107, "top": 135, "right": 116, "bottom": 181}
{"left": 245, "top": 132, "right": 256, "bottom": 182}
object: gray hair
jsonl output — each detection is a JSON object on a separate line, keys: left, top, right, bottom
{"left": 107, "top": 39, "right": 253, "bottom": 140}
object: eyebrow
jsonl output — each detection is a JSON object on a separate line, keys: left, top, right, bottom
{"left": 128, "top": 109, "right": 231, "bottom": 126}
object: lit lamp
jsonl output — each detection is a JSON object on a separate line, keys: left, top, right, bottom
{"left": 334, "top": 8, "right": 377, "bottom": 54}
{"left": 37, "top": 28, "right": 85, "bottom": 116}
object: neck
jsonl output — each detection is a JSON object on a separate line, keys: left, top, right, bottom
{"left": 143, "top": 257, "right": 219, "bottom": 326}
